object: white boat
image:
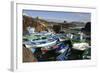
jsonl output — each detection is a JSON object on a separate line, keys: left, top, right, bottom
{"left": 24, "top": 39, "right": 57, "bottom": 48}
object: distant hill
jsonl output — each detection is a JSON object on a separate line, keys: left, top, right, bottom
{"left": 23, "top": 15, "right": 86, "bottom": 34}
{"left": 71, "top": 22, "right": 85, "bottom": 27}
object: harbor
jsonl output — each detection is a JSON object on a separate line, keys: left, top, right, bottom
{"left": 22, "top": 10, "right": 91, "bottom": 62}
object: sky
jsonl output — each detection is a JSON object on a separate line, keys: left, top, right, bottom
{"left": 23, "top": 9, "right": 91, "bottom": 23}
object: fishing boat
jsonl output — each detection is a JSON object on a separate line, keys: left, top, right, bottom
{"left": 23, "top": 32, "right": 57, "bottom": 48}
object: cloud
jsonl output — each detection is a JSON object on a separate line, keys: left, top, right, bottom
{"left": 22, "top": 13, "right": 29, "bottom": 16}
